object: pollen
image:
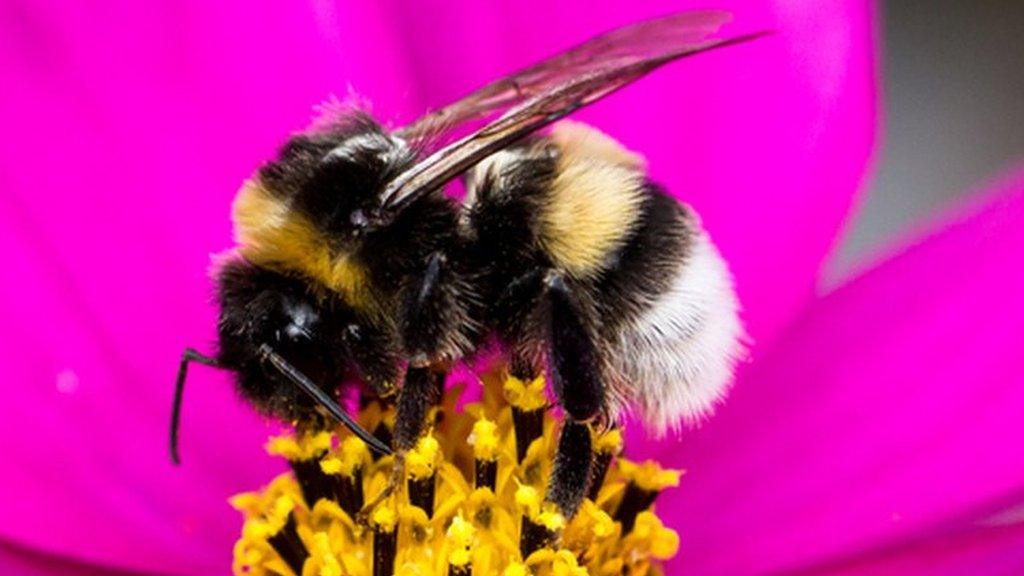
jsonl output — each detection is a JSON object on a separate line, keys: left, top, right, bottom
{"left": 232, "top": 369, "right": 683, "bottom": 575}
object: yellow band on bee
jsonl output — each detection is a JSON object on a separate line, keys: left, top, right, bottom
{"left": 232, "top": 179, "right": 379, "bottom": 315}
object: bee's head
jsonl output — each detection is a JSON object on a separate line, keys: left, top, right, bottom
{"left": 256, "top": 111, "right": 416, "bottom": 249}
{"left": 170, "top": 258, "right": 392, "bottom": 464}
{"left": 213, "top": 259, "right": 347, "bottom": 423}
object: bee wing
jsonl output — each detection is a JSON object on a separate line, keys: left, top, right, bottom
{"left": 397, "top": 10, "right": 734, "bottom": 144}
{"left": 382, "top": 16, "right": 765, "bottom": 211}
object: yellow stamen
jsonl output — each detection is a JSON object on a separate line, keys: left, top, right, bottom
{"left": 370, "top": 500, "right": 398, "bottom": 533}
{"left": 320, "top": 436, "right": 371, "bottom": 477}
{"left": 503, "top": 374, "right": 547, "bottom": 411}
{"left": 406, "top": 435, "right": 441, "bottom": 481}
{"left": 469, "top": 417, "right": 500, "bottom": 461}
{"left": 593, "top": 427, "right": 624, "bottom": 455}
{"left": 619, "top": 459, "right": 683, "bottom": 492}
{"left": 232, "top": 367, "right": 682, "bottom": 575}
{"left": 267, "top": 431, "right": 333, "bottom": 461}
{"left": 446, "top": 514, "right": 475, "bottom": 567}
{"left": 629, "top": 512, "right": 680, "bottom": 560}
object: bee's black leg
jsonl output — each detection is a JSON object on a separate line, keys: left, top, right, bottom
{"left": 393, "top": 366, "right": 445, "bottom": 450}
{"left": 395, "top": 250, "right": 467, "bottom": 444}
{"left": 360, "top": 251, "right": 464, "bottom": 522}
{"left": 494, "top": 268, "right": 551, "bottom": 377}
{"left": 545, "top": 273, "right": 605, "bottom": 422}
{"left": 549, "top": 419, "right": 593, "bottom": 518}
{"left": 357, "top": 365, "right": 446, "bottom": 525}
{"left": 544, "top": 272, "right": 605, "bottom": 518}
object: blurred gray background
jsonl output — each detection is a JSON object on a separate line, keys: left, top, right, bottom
{"left": 826, "top": 1, "right": 1024, "bottom": 285}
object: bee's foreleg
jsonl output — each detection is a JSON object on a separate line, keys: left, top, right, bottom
{"left": 543, "top": 271, "right": 605, "bottom": 518}
{"left": 400, "top": 250, "right": 473, "bottom": 370}
{"left": 394, "top": 250, "right": 467, "bottom": 443}
{"left": 356, "top": 448, "right": 405, "bottom": 526}
{"left": 357, "top": 366, "right": 443, "bottom": 525}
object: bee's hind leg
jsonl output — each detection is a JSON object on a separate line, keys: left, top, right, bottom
{"left": 549, "top": 419, "right": 594, "bottom": 518}
{"left": 543, "top": 271, "right": 606, "bottom": 519}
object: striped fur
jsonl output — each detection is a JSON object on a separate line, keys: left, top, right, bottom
{"left": 609, "top": 216, "right": 745, "bottom": 433}
{"left": 465, "top": 121, "right": 745, "bottom": 433}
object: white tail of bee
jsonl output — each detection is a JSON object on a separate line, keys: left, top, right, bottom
{"left": 612, "top": 224, "right": 746, "bottom": 435}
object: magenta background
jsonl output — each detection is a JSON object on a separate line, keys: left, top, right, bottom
{"left": 1, "top": 1, "right": 1022, "bottom": 575}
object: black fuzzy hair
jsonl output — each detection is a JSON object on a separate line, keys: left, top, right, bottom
{"left": 215, "top": 257, "right": 409, "bottom": 424}
{"left": 215, "top": 259, "right": 343, "bottom": 422}
{"left": 258, "top": 110, "right": 417, "bottom": 244}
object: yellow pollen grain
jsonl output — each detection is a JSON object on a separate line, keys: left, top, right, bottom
{"left": 446, "top": 514, "right": 475, "bottom": 567}
{"left": 370, "top": 501, "right": 398, "bottom": 533}
{"left": 406, "top": 435, "right": 441, "bottom": 480}
{"left": 632, "top": 512, "right": 680, "bottom": 559}
{"left": 514, "top": 482, "right": 542, "bottom": 518}
{"left": 504, "top": 375, "right": 547, "bottom": 411}
{"left": 320, "top": 457, "right": 343, "bottom": 475}
{"left": 468, "top": 417, "right": 500, "bottom": 461}
{"left": 536, "top": 508, "right": 566, "bottom": 532}
{"left": 322, "top": 436, "right": 371, "bottom": 477}
{"left": 267, "top": 430, "right": 332, "bottom": 461}
{"left": 593, "top": 427, "right": 624, "bottom": 455}
{"left": 619, "top": 459, "right": 683, "bottom": 492}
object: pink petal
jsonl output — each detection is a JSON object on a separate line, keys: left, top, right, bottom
{"left": 806, "top": 499, "right": 1024, "bottom": 575}
{"left": 0, "top": 1, "right": 874, "bottom": 573}
{"left": 0, "top": 539, "right": 154, "bottom": 576}
{"left": 0, "top": 1, "right": 408, "bottom": 573}
{"left": 652, "top": 170, "right": 1024, "bottom": 574}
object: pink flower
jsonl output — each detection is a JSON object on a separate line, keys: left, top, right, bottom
{"left": 1, "top": 1, "right": 1020, "bottom": 574}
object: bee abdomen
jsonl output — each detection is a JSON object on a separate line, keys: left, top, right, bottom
{"left": 606, "top": 203, "right": 745, "bottom": 434}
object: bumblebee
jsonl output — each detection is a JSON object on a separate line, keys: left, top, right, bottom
{"left": 172, "top": 11, "right": 758, "bottom": 519}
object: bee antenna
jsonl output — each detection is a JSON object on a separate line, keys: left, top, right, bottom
{"left": 171, "top": 348, "right": 220, "bottom": 466}
{"left": 258, "top": 344, "right": 393, "bottom": 456}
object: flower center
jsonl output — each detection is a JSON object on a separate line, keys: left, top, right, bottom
{"left": 232, "top": 368, "right": 681, "bottom": 575}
